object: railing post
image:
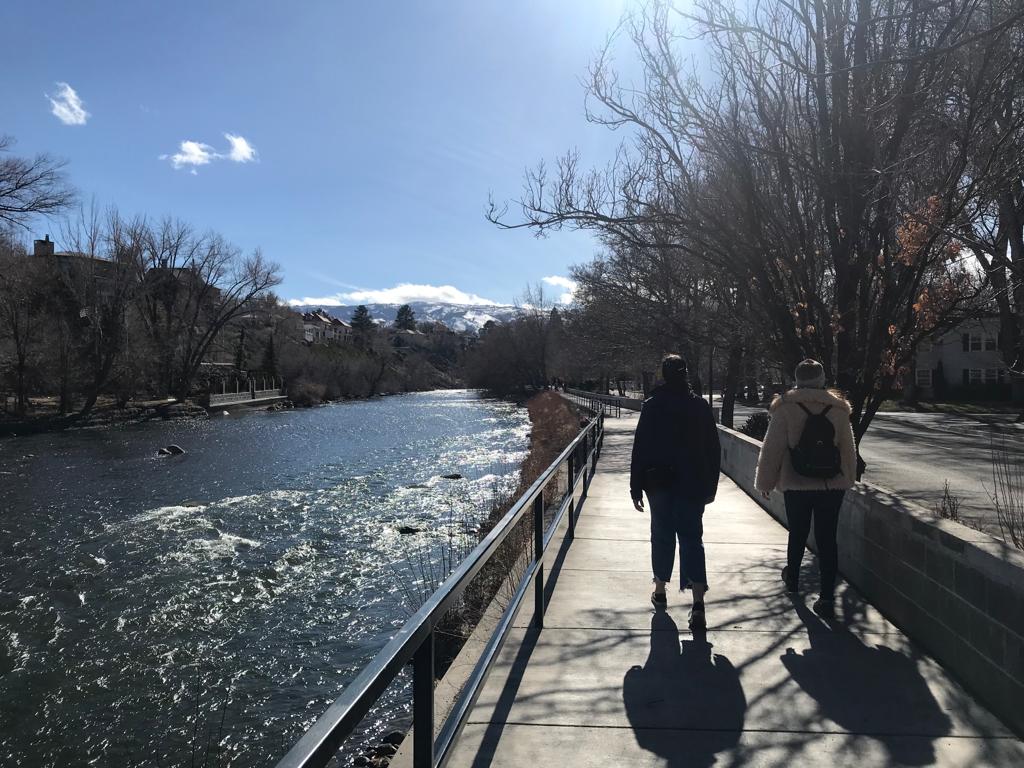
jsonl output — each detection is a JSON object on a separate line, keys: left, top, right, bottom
{"left": 567, "top": 454, "right": 576, "bottom": 538}
{"left": 413, "top": 633, "right": 434, "bottom": 768}
{"left": 533, "top": 495, "right": 544, "bottom": 629}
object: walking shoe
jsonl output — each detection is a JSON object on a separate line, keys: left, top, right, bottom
{"left": 688, "top": 603, "right": 707, "bottom": 630}
{"left": 781, "top": 566, "right": 798, "bottom": 594}
{"left": 651, "top": 591, "right": 667, "bottom": 609}
{"left": 812, "top": 595, "right": 835, "bottom": 618}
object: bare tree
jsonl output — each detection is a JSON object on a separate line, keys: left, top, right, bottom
{"left": 0, "top": 135, "right": 74, "bottom": 228}
{"left": 0, "top": 232, "right": 43, "bottom": 414}
{"left": 489, "top": 0, "right": 1016, "bottom": 448}
{"left": 58, "top": 205, "right": 148, "bottom": 414}
{"left": 135, "top": 219, "right": 282, "bottom": 399}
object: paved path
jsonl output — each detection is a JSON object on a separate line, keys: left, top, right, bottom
{"left": 446, "top": 412, "right": 1024, "bottom": 767}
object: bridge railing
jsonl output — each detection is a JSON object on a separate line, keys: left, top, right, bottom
{"left": 275, "top": 412, "right": 605, "bottom": 768}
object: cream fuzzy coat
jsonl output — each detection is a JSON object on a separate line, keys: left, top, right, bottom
{"left": 754, "top": 387, "right": 857, "bottom": 492}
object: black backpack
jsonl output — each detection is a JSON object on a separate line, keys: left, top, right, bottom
{"left": 790, "top": 403, "right": 841, "bottom": 479}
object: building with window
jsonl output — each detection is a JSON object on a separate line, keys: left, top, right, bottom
{"left": 911, "top": 317, "right": 1012, "bottom": 399}
{"left": 302, "top": 309, "right": 352, "bottom": 344}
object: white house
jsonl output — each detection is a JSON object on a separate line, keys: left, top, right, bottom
{"left": 912, "top": 317, "right": 1011, "bottom": 398}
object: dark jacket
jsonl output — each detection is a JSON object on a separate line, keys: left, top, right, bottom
{"left": 629, "top": 383, "right": 721, "bottom": 503}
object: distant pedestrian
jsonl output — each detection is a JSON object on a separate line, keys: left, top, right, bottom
{"left": 630, "top": 354, "right": 721, "bottom": 629}
{"left": 754, "top": 359, "right": 857, "bottom": 617}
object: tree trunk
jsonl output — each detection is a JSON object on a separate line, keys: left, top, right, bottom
{"left": 720, "top": 344, "right": 743, "bottom": 429}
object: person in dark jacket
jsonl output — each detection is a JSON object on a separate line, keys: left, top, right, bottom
{"left": 630, "top": 354, "right": 721, "bottom": 628}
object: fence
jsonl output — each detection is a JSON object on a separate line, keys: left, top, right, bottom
{"left": 563, "top": 388, "right": 644, "bottom": 417}
{"left": 275, "top": 413, "right": 605, "bottom": 768}
{"left": 206, "top": 377, "right": 285, "bottom": 407}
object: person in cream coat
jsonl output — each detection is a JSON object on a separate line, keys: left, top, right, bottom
{"left": 755, "top": 359, "right": 857, "bottom": 616}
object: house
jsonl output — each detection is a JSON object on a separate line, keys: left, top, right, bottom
{"left": 302, "top": 309, "right": 352, "bottom": 344}
{"left": 912, "top": 317, "right": 1013, "bottom": 399}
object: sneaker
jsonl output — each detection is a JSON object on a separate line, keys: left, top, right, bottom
{"left": 651, "top": 591, "right": 667, "bottom": 609}
{"left": 781, "top": 566, "right": 798, "bottom": 594}
{"left": 812, "top": 596, "right": 835, "bottom": 618}
{"left": 688, "top": 603, "right": 707, "bottom": 630}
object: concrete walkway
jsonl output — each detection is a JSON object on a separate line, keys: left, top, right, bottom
{"left": 446, "top": 412, "right": 1024, "bottom": 767}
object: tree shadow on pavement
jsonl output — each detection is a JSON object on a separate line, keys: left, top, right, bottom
{"left": 623, "top": 611, "right": 747, "bottom": 768}
{"left": 781, "top": 597, "right": 952, "bottom": 766}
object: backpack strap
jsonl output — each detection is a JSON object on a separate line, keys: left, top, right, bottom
{"left": 820, "top": 404, "right": 832, "bottom": 416}
{"left": 796, "top": 403, "right": 812, "bottom": 415}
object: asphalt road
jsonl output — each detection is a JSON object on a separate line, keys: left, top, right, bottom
{"left": 722, "top": 399, "right": 1023, "bottom": 536}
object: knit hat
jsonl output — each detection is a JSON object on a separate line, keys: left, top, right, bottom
{"left": 794, "top": 359, "right": 826, "bottom": 389}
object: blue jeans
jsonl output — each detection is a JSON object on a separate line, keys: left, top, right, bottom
{"left": 647, "top": 488, "right": 707, "bottom": 589}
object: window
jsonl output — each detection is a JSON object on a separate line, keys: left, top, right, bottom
{"left": 965, "top": 368, "right": 983, "bottom": 385}
{"left": 971, "top": 334, "right": 982, "bottom": 351}
{"left": 962, "top": 333, "right": 970, "bottom": 352}
{"left": 985, "top": 336, "right": 997, "bottom": 351}
{"left": 915, "top": 369, "right": 932, "bottom": 387}
{"left": 985, "top": 369, "right": 998, "bottom": 384}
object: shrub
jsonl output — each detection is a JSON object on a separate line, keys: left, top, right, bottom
{"left": 991, "top": 436, "right": 1024, "bottom": 551}
{"left": 932, "top": 480, "right": 961, "bottom": 523}
{"left": 738, "top": 411, "right": 770, "bottom": 441}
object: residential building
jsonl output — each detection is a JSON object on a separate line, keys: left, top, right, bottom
{"left": 302, "top": 309, "right": 352, "bottom": 344}
{"left": 912, "top": 317, "right": 1013, "bottom": 399}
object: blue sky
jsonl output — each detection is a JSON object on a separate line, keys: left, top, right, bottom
{"left": 0, "top": 1, "right": 641, "bottom": 307}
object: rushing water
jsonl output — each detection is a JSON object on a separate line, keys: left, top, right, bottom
{"left": 0, "top": 390, "right": 530, "bottom": 767}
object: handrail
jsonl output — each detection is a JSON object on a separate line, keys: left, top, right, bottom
{"left": 563, "top": 389, "right": 623, "bottom": 418}
{"left": 275, "top": 412, "right": 605, "bottom": 768}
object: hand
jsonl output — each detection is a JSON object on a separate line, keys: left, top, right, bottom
{"left": 632, "top": 498, "right": 645, "bottom": 512}
{"left": 760, "top": 490, "right": 771, "bottom": 500}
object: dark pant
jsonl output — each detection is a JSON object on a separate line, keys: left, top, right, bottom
{"left": 784, "top": 490, "right": 845, "bottom": 597}
{"left": 647, "top": 489, "right": 707, "bottom": 590}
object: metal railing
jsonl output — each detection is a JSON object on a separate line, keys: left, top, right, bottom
{"left": 563, "top": 389, "right": 623, "bottom": 418}
{"left": 275, "top": 413, "right": 605, "bottom": 768}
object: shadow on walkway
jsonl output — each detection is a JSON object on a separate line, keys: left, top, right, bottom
{"left": 623, "top": 611, "right": 746, "bottom": 767}
{"left": 782, "top": 597, "right": 952, "bottom": 766}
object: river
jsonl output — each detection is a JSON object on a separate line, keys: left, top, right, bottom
{"left": 0, "top": 390, "right": 531, "bottom": 767}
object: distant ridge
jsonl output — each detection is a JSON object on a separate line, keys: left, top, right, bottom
{"left": 289, "top": 301, "right": 521, "bottom": 332}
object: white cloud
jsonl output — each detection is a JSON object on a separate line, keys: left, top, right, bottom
{"left": 543, "top": 275, "right": 577, "bottom": 305}
{"left": 47, "top": 82, "right": 89, "bottom": 125}
{"left": 161, "top": 133, "right": 258, "bottom": 172}
{"left": 166, "top": 140, "right": 218, "bottom": 169}
{"left": 288, "top": 283, "right": 500, "bottom": 307}
{"left": 225, "top": 133, "right": 257, "bottom": 163}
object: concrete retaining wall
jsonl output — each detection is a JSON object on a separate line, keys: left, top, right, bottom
{"left": 718, "top": 425, "right": 1024, "bottom": 736}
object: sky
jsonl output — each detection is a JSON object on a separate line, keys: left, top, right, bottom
{"left": 0, "top": 1, "right": 643, "bottom": 307}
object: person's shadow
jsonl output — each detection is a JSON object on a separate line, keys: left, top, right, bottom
{"left": 782, "top": 597, "right": 953, "bottom": 766}
{"left": 623, "top": 611, "right": 746, "bottom": 768}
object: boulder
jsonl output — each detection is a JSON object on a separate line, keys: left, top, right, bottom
{"left": 158, "top": 444, "right": 186, "bottom": 456}
{"left": 396, "top": 526, "right": 420, "bottom": 535}
{"left": 441, "top": 473, "right": 463, "bottom": 480}
{"left": 381, "top": 730, "right": 405, "bottom": 746}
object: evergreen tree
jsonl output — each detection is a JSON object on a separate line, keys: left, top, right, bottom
{"left": 395, "top": 304, "right": 416, "bottom": 330}
{"left": 234, "top": 327, "right": 247, "bottom": 371}
{"left": 261, "top": 334, "right": 277, "bottom": 378}
{"left": 350, "top": 305, "right": 374, "bottom": 332}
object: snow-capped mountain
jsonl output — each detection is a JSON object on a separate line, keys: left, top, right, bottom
{"left": 290, "top": 301, "right": 521, "bottom": 332}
